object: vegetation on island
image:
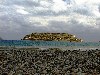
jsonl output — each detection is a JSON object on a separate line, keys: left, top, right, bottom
{"left": 22, "top": 33, "right": 83, "bottom": 42}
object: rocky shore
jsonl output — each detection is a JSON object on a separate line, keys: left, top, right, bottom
{"left": 0, "top": 47, "right": 100, "bottom": 75}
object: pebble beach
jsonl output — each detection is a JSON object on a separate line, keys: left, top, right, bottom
{"left": 0, "top": 47, "right": 100, "bottom": 75}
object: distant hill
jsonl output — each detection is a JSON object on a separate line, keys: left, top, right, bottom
{"left": 0, "top": 37, "right": 3, "bottom": 40}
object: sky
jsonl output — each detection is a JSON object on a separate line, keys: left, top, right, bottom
{"left": 0, "top": 0, "right": 100, "bottom": 42}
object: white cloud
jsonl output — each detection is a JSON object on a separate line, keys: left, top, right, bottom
{"left": 92, "top": 5, "right": 100, "bottom": 17}
{"left": 14, "top": 5, "right": 25, "bottom": 9}
{"left": 52, "top": 0, "right": 68, "bottom": 13}
{"left": 40, "top": 0, "right": 51, "bottom": 7}
{"left": 16, "top": 9, "right": 29, "bottom": 14}
{"left": 28, "top": 15, "right": 69, "bottom": 26}
{"left": 75, "top": 0, "right": 100, "bottom": 5}
{"left": 69, "top": 13, "right": 98, "bottom": 28}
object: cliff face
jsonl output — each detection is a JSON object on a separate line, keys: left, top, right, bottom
{"left": 22, "top": 33, "right": 83, "bottom": 42}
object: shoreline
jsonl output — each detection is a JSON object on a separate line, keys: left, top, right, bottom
{"left": 0, "top": 46, "right": 100, "bottom": 51}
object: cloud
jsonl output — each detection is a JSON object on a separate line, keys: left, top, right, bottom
{"left": 16, "top": 9, "right": 29, "bottom": 14}
{"left": 98, "top": 6, "right": 100, "bottom": 13}
{"left": 0, "top": 0, "right": 100, "bottom": 41}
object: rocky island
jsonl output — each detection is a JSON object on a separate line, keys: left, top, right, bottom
{"left": 0, "top": 48, "right": 100, "bottom": 75}
{"left": 22, "top": 33, "right": 83, "bottom": 42}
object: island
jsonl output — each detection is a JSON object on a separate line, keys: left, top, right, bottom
{"left": 22, "top": 32, "right": 83, "bottom": 42}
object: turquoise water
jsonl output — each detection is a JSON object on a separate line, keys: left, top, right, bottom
{"left": 0, "top": 40, "right": 100, "bottom": 47}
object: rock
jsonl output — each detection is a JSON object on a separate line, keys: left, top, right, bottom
{"left": 0, "top": 47, "right": 100, "bottom": 74}
{"left": 2, "top": 73, "right": 8, "bottom": 75}
{"left": 42, "top": 70, "right": 47, "bottom": 74}
{"left": 8, "top": 71, "right": 15, "bottom": 75}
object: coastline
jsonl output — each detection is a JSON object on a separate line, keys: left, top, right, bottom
{"left": 0, "top": 46, "right": 100, "bottom": 50}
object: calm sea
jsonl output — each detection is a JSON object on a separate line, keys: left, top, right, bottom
{"left": 0, "top": 40, "right": 100, "bottom": 47}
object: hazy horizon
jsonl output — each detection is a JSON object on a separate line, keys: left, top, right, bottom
{"left": 0, "top": 0, "right": 100, "bottom": 42}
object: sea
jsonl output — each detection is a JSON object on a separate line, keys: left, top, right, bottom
{"left": 0, "top": 40, "right": 100, "bottom": 49}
